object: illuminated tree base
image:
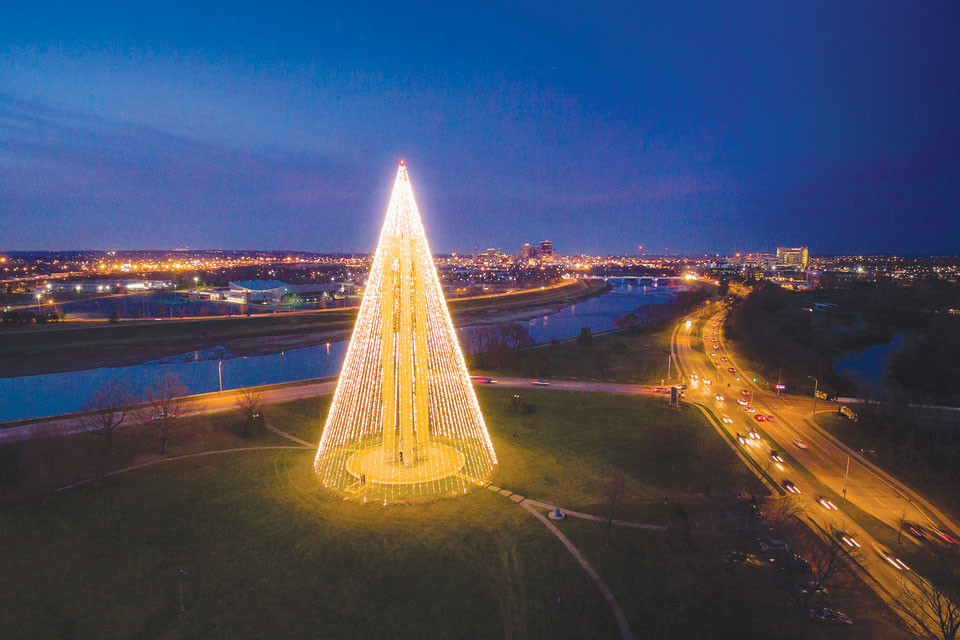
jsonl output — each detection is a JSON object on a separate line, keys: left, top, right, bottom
{"left": 346, "top": 443, "right": 466, "bottom": 485}
{"left": 314, "top": 162, "right": 497, "bottom": 502}
{"left": 316, "top": 437, "right": 490, "bottom": 502}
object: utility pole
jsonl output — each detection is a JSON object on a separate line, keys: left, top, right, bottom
{"left": 842, "top": 456, "right": 850, "bottom": 500}
{"left": 177, "top": 569, "right": 187, "bottom": 613}
{"left": 842, "top": 448, "right": 874, "bottom": 500}
{"left": 777, "top": 368, "right": 782, "bottom": 397}
{"left": 808, "top": 375, "right": 819, "bottom": 416}
{"left": 218, "top": 360, "right": 223, "bottom": 394}
{"left": 667, "top": 355, "right": 672, "bottom": 382}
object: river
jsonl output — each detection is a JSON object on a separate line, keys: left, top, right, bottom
{"left": 0, "top": 282, "right": 680, "bottom": 422}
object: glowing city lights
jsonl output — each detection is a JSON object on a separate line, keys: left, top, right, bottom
{"left": 314, "top": 162, "right": 497, "bottom": 501}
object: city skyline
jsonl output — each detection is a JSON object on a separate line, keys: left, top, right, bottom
{"left": 2, "top": 2, "right": 959, "bottom": 255}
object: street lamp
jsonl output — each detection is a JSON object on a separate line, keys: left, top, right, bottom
{"left": 807, "top": 375, "right": 819, "bottom": 417}
{"left": 841, "top": 448, "right": 875, "bottom": 500}
{"left": 35, "top": 293, "right": 42, "bottom": 314}
{"left": 177, "top": 569, "right": 187, "bottom": 613}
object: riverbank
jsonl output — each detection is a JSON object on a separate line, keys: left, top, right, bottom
{"left": 0, "top": 280, "right": 609, "bottom": 377}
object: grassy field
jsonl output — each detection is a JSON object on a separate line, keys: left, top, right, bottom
{"left": 0, "top": 389, "right": 905, "bottom": 639}
{"left": 271, "top": 387, "right": 751, "bottom": 520}
{"left": 478, "top": 319, "right": 678, "bottom": 385}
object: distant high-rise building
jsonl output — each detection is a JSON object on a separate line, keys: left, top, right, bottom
{"left": 539, "top": 240, "right": 555, "bottom": 263}
{"left": 777, "top": 247, "right": 809, "bottom": 269}
{"left": 516, "top": 243, "right": 535, "bottom": 262}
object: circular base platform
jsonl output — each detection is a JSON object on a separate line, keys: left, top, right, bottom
{"left": 346, "top": 443, "right": 466, "bottom": 485}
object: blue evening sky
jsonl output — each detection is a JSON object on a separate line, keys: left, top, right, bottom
{"left": 1, "top": 1, "right": 958, "bottom": 255}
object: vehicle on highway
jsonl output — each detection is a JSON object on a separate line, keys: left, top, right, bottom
{"left": 709, "top": 352, "right": 717, "bottom": 357}
{"left": 703, "top": 379, "right": 712, "bottom": 385}
{"left": 928, "top": 525, "right": 960, "bottom": 545}
{"left": 470, "top": 376, "right": 492, "bottom": 384}
{"left": 769, "top": 450, "right": 783, "bottom": 463}
{"left": 727, "top": 367, "right": 736, "bottom": 373}
{"left": 654, "top": 387, "right": 669, "bottom": 394}
{"left": 753, "top": 414, "right": 766, "bottom": 422}
{"left": 720, "top": 356, "right": 727, "bottom": 362}
{"left": 814, "top": 495, "right": 837, "bottom": 510}
{"left": 737, "top": 398, "right": 748, "bottom": 405}
{"left": 715, "top": 360, "right": 721, "bottom": 365}
{"left": 736, "top": 433, "right": 747, "bottom": 445}
{"left": 904, "top": 522, "right": 929, "bottom": 541}
{"left": 714, "top": 394, "right": 724, "bottom": 402}
{"left": 748, "top": 428, "right": 761, "bottom": 440}
{"left": 763, "top": 415, "right": 775, "bottom": 422}
{"left": 833, "top": 529, "right": 861, "bottom": 549}
{"left": 150, "top": 412, "right": 168, "bottom": 421}
{"left": 808, "top": 608, "right": 852, "bottom": 625}
{"left": 744, "top": 406, "right": 756, "bottom": 413}
{"left": 721, "top": 417, "right": 733, "bottom": 424}
{"left": 783, "top": 480, "right": 801, "bottom": 494}
{"left": 740, "top": 389, "right": 750, "bottom": 396}
{"left": 532, "top": 380, "right": 550, "bottom": 386}
{"left": 878, "top": 548, "right": 910, "bottom": 571}
{"left": 793, "top": 439, "right": 809, "bottom": 450}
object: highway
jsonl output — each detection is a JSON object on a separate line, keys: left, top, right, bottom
{"left": 672, "top": 304, "right": 959, "bottom": 627}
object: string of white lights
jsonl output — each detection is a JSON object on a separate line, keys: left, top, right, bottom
{"left": 314, "top": 162, "right": 497, "bottom": 501}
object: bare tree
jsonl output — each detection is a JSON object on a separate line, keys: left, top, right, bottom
{"left": 770, "top": 522, "right": 863, "bottom": 636}
{"left": 767, "top": 495, "right": 804, "bottom": 534}
{"left": 79, "top": 379, "right": 135, "bottom": 475}
{"left": 896, "top": 554, "right": 960, "bottom": 640}
{"left": 601, "top": 471, "right": 625, "bottom": 545}
{"left": 795, "top": 525, "right": 860, "bottom": 603}
{"left": 141, "top": 372, "right": 188, "bottom": 454}
{"left": 235, "top": 388, "right": 264, "bottom": 438}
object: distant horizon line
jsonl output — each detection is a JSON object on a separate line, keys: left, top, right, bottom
{"left": 2, "top": 248, "right": 958, "bottom": 259}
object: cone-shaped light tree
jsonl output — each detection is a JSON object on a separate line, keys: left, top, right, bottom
{"left": 314, "top": 162, "right": 497, "bottom": 500}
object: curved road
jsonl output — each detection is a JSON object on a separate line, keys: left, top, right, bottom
{"left": 673, "top": 304, "right": 958, "bottom": 629}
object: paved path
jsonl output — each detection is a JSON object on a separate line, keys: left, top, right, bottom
{"left": 266, "top": 422, "right": 315, "bottom": 447}
{"left": 55, "top": 445, "right": 311, "bottom": 492}
{"left": 484, "top": 483, "right": 662, "bottom": 640}
{"left": 0, "top": 377, "right": 658, "bottom": 445}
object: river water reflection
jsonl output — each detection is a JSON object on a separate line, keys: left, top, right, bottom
{"left": 0, "top": 283, "right": 679, "bottom": 422}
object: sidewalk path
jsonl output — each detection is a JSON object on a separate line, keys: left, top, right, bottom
{"left": 266, "top": 422, "right": 315, "bottom": 447}
{"left": 56, "top": 445, "right": 311, "bottom": 492}
{"left": 486, "top": 483, "right": 639, "bottom": 640}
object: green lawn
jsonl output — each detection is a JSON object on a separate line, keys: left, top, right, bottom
{"left": 269, "top": 387, "right": 751, "bottom": 520}
{"left": 0, "top": 389, "right": 903, "bottom": 639}
{"left": 1, "top": 450, "right": 618, "bottom": 639}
